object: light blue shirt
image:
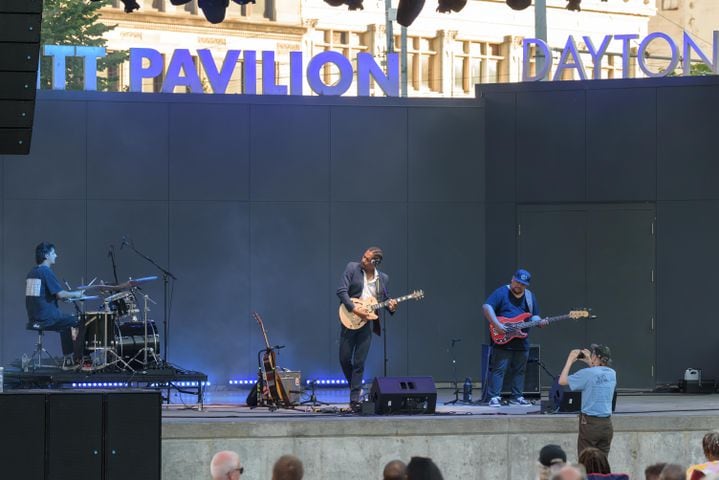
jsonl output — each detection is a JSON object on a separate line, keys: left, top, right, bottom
{"left": 567, "top": 366, "right": 616, "bottom": 417}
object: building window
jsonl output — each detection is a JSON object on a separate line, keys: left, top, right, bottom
{"left": 315, "top": 29, "right": 369, "bottom": 93}
{"left": 452, "top": 40, "right": 504, "bottom": 92}
{"left": 395, "top": 35, "right": 438, "bottom": 93}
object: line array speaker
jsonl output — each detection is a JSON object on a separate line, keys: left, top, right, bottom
{"left": 0, "top": 0, "right": 43, "bottom": 155}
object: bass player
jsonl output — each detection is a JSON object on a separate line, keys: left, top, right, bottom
{"left": 483, "top": 268, "right": 547, "bottom": 407}
{"left": 337, "top": 246, "right": 397, "bottom": 412}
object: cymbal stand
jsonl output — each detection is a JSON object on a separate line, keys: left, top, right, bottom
{"left": 129, "top": 293, "right": 160, "bottom": 369}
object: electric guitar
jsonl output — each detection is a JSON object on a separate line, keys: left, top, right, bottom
{"left": 252, "top": 312, "right": 290, "bottom": 408}
{"left": 489, "top": 309, "right": 592, "bottom": 345}
{"left": 338, "top": 290, "right": 424, "bottom": 330}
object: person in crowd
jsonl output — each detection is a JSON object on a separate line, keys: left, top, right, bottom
{"left": 271, "top": 454, "right": 303, "bottom": 480}
{"left": 579, "top": 447, "right": 611, "bottom": 475}
{"left": 210, "top": 450, "right": 243, "bottom": 480}
{"left": 551, "top": 464, "right": 588, "bottom": 480}
{"left": 646, "top": 464, "right": 669, "bottom": 480}
{"left": 659, "top": 464, "right": 686, "bottom": 480}
{"left": 383, "top": 459, "right": 407, "bottom": 480}
{"left": 406, "top": 456, "right": 443, "bottom": 480}
{"left": 538, "top": 444, "right": 568, "bottom": 480}
{"left": 687, "top": 431, "right": 719, "bottom": 480}
{"left": 558, "top": 344, "right": 617, "bottom": 457}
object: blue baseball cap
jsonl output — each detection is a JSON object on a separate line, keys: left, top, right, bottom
{"left": 513, "top": 269, "right": 531, "bottom": 286}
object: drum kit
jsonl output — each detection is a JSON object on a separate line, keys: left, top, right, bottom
{"left": 74, "top": 276, "right": 161, "bottom": 372}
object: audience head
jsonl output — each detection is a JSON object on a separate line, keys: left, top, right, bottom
{"left": 210, "top": 451, "right": 242, "bottom": 480}
{"left": 540, "top": 444, "right": 568, "bottom": 468}
{"left": 658, "top": 463, "right": 685, "bottom": 480}
{"left": 703, "top": 431, "right": 719, "bottom": 461}
{"left": 645, "top": 463, "right": 667, "bottom": 480}
{"left": 383, "top": 459, "right": 407, "bottom": 480}
{"left": 271, "top": 454, "right": 303, "bottom": 480}
{"left": 551, "top": 464, "right": 587, "bottom": 480}
{"left": 406, "top": 456, "right": 443, "bottom": 480}
{"left": 578, "top": 447, "right": 611, "bottom": 474}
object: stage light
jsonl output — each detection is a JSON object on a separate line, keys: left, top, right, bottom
{"left": 506, "top": 0, "right": 531, "bottom": 10}
{"left": 397, "top": 0, "right": 425, "bottom": 27}
{"left": 566, "top": 0, "right": 581, "bottom": 10}
{"left": 436, "top": 0, "right": 466, "bottom": 13}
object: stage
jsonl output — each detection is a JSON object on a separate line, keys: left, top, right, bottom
{"left": 158, "top": 388, "right": 719, "bottom": 480}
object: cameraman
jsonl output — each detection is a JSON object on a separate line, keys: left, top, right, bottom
{"left": 558, "top": 344, "right": 616, "bottom": 457}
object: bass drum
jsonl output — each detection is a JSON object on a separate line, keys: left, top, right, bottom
{"left": 82, "top": 311, "right": 118, "bottom": 353}
{"left": 115, "top": 321, "right": 160, "bottom": 367}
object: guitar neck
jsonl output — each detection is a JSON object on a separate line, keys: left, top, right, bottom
{"left": 372, "top": 294, "right": 415, "bottom": 311}
{"left": 253, "top": 313, "right": 272, "bottom": 350}
{"left": 520, "top": 314, "right": 573, "bottom": 329}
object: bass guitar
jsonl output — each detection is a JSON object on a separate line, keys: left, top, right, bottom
{"left": 489, "top": 309, "right": 592, "bottom": 345}
{"left": 338, "top": 290, "right": 424, "bottom": 330}
{"left": 252, "top": 312, "right": 290, "bottom": 408}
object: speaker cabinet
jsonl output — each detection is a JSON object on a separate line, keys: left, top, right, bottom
{"left": 0, "top": 390, "right": 161, "bottom": 480}
{"left": 0, "top": 0, "right": 43, "bottom": 154}
{"left": 0, "top": 392, "right": 46, "bottom": 480}
{"left": 480, "top": 344, "right": 541, "bottom": 400}
{"left": 105, "top": 392, "right": 161, "bottom": 480}
{"left": 369, "top": 376, "right": 437, "bottom": 414}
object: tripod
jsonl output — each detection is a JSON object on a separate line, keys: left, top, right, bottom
{"left": 444, "top": 338, "right": 472, "bottom": 405}
{"left": 300, "top": 380, "right": 330, "bottom": 406}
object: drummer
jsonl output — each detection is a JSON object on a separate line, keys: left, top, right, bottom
{"left": 25, "top": 242, "right": 87, "bottom": 368}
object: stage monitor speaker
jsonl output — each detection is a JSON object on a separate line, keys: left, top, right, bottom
{"left": 369, "top": 376, "right": 437, "bottom": 415}
{"left": 105, "top": 391, "right": 161, "bottom": 480}
{"left": 0, "top": 392, "right": 46, "bottom": 480}
{"left": 0, "top": 0, "right": 43, "bottom": 155}
{"left": 480, "top": 344, "right": 541, "bottom": 399}
{"left": 550, "top": 383, "right": 618, "bottom": 413}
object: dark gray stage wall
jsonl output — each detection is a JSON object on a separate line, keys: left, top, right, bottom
{"left": 0, "top": 91, "right": 485, "bottom": 385}
{"left": 479, "top": 76, "right": 719, "bottom": 388}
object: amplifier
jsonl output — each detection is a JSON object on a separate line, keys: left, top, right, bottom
{"left": 679, "top": 379, "right": 715, "bottom": 394}
{"left": 279, "top": 371, "right": 302, "bottom": 404}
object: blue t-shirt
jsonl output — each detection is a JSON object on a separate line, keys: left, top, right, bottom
{"left": 567, "top": 366, "right": 616, "bottom": 417}
{"left": 484, "top": 285, "right": 540, "bottom": 350}
{"left": 25, "top": 265, "right": 63, "bottom": 322}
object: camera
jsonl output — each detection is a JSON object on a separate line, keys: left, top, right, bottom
{"left": 577, "top": 351, "right": 585, "bottom": 359}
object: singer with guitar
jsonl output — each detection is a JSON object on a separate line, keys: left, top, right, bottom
{"left": 483, "top": 268, "right": 548, "bottom": 407}
{"left": 337, "top": 246, "right": 397, "bottom": 412}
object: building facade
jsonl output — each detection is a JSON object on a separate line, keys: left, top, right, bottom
{"left": 84, "top": 0, "right": 660, "bottom": 96}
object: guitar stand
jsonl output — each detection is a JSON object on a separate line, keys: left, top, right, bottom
{"left": 254, "top": 347, "right": 287, "bottom": 411}
{"left": 300, "top": 380, "right": 330, "bottom": 406}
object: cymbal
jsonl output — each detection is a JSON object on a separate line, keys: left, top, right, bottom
{"left": 76, "top": 283, "right": 123, "bottom": 291}
{"left": 116, "top": 276, "right": 158, "bottom": 289}
{"left": 78, "top": 276, "right": 158, "bottom": 291}
{"left": 69, "top": 295, "right": 100, "bottom": 302}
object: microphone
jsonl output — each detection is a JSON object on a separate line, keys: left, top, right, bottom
{"left": 273, "top": 344, "right": 286, "bottom": 350}
{"left": 451, "top": 338, "right": 462, "bottom": 347}
{"left": 120, "top": 235, "right": 128, "bottom": 250}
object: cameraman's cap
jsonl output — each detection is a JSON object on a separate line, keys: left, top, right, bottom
{"left": 538, "top": 444, "right": 566, "bottom": 467}
{"left": 591, "top": 344, "right": 611, "bottom": 360}
{"left": 513, "top": 268, "right": 531, "bottom": 286}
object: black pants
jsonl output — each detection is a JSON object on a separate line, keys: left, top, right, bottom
{"left": 578, "top": 413, "right": 613, "bottom": 457}
{"left": 339, "top": 323, "right": 372, "bottom": 403}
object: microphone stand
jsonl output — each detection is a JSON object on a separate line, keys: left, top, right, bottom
{"left": 123, "top": 239, "right": 177, "bottom": 367}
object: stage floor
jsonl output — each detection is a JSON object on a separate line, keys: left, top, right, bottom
{"left": 163, "top": 386, "right": 719, "bottom": 418}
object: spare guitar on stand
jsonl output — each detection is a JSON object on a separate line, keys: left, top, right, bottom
{"left": 252, "top": 312, "right": 291, "bottom": 409}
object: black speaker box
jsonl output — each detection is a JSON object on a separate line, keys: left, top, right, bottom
{"left": 0, "top": 0, "right": 43, "bottom": 154}
{"left": 0, "top": 392, "right": 46, "bottom": 480}
{"left": 549, "top": 382, "right": 618, "bottom": 413}
{"left": 369, "top": 376, "right": 437, "bottom": 414}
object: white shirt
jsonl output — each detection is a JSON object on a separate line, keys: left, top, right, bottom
{"left": 361, "top": 269, "right": 379, "bottom": 300}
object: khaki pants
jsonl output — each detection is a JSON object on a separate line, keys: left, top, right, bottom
{"left": 578, "top": 413, "right": 613, "bottom": 458}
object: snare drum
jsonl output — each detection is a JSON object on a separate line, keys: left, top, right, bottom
{"left": 115, "top": 320, "right": 160, "bottom": 366}
{"left": 82, "top": 311, "right": 118, "bottom": 352}
{"left": 105, "top": 291, "right": 139, "bottom": 321}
